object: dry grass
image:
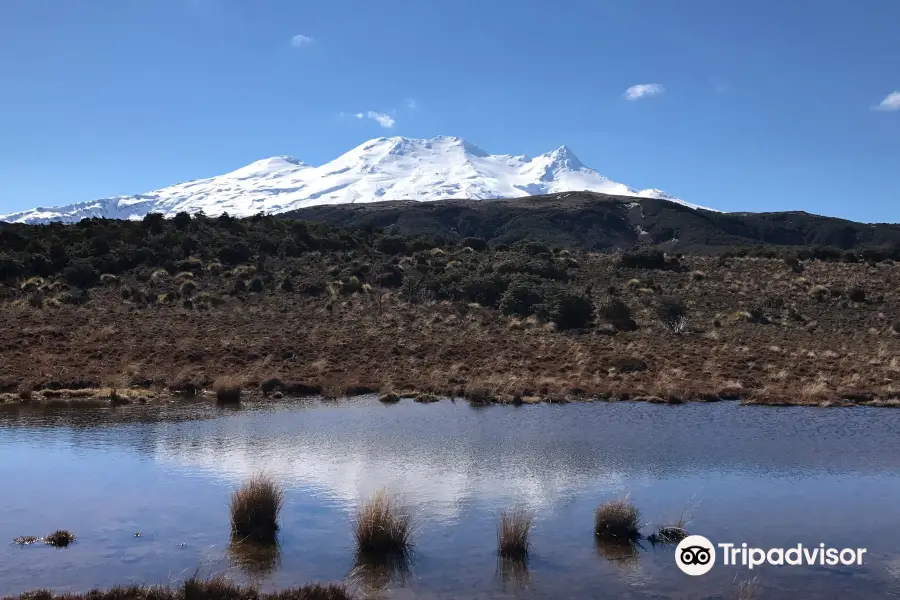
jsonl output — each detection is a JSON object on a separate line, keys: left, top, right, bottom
{"left": 353, "top": 489, "right": 413, "bottom": 558}
{"left": 497, "top": 507, "right": 533, "bottom": 559}
{"left": 594, "top": 499, "right": 641, "bottom": 542}
{"left": 43, "top": 529, "right": 76, "bottom": 547}
{"left": 734, "top": 577, "right": 760, "bottom": 600}
{"left": 4, "top": 577, "right": 354, "bottom": 600}
{"left": 378, "top": 392, "right": 400, "bottom": 404}
{"left": 12, "top": 535, "right": 39, "bottom": 545}
{"left": 229, "top": 473, "right": 285, "bottom": 541}
{"left": 6, "top": 254, "right": 900, "bottom": 409}
{"left": 648, "top": 511, "right": 688, "bottom": 544}
{"left": 214, "top": 377, "right": 242, "bottom": 404}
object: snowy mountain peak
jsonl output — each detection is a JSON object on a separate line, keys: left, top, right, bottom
{"left": 0, "top": 136, "right": 714, "bottom": 224}
{"left": 225, "top": 156, "right": 309, "bottom": 179}
{"left": 539, "top": 145, "right": 584, "bottom": 171}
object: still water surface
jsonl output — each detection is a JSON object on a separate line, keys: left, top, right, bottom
{"left": 2, "top": 398, "right": 900, "bottom": 599}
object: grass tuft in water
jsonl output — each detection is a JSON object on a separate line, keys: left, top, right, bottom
{"left": 647, "top": 510, "right": 689, "bottom": 544}
{"left": 12, "top": 535, "right": 39, "bottom": 545}
{"left": 44, "top": 530, "right": 76, "bottom": 547}
{"left": 353, "top": 489, "right": 413, "bottom": 558}
{"left": 497, "top": 507, "right": 533, "bottom": 559}
{"left": 214, "top": 377, "right": 242, "bottom": 404}
{"left": 594, "top": 499, "right": 641, "bottom": 541}
{"left": 229, "top": 473, "right": 285, "bottom": 542}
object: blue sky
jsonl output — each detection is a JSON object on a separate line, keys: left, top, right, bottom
{"left": 1, "top": 0, "right": 898, "bottom": 222}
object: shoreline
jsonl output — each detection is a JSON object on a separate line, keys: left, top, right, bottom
{"left": 3, "top": 384, "right": 900, "bottom": 409}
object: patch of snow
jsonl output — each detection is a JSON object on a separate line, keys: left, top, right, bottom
{"left": 0, "top": 136, "right": 716, "bottom": 224}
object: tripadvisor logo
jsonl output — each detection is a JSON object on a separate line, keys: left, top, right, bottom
{"left": 676, "top": 535, "right": 716, "bottom": 576}
{"left": 674, "top": 535, "right": 867, "bottom": 575}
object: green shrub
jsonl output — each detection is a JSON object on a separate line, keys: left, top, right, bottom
{"left": 455, "top": 272, "right": 509, "bottom": 306}
{"left": 597, "top": 295, "right": 630, "bottom": 320}
{"left": 499, "top": 278, "right": 545, "bottom": 316}
{"left": 62, "top": 260, "right": 99, "bottom": 288}
{"left": 375, "top": 266, "right": 404, "bottom": 288}
{"left": 518, "top": 241, "right": 551, "bottom": 257}
{"left": 547, "top": 289, "right": 594, "bottom": 330}
{"left": 180, "top": 280, "right": 198, "bottom": 297}
{"left": 618, "top": 248, "right": 667, "bottom": 270}
{"left": 461, "top": 237, "right": 488, "bottom": 251}
{"left": 848, "top": 286, "right": 866, "bottom": 302}
{"left": 375, "top": 235, "right": 408, "bottom": 255}
{"left": 400, "top": 276, "right": 435, "bottom": 304}
{"left": 596, "top": 296, "right": 637, "bottom": 331}
{"left": 657, "top": 297, "right": 687, "bottom": 332}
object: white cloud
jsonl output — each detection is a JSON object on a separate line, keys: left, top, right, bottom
{"left": 874, "top": 91, "right": 900, "bottom": 111}
{"left": 290, "top": 34, "right": 315, "bottom": 48}
{"left": 355, "top": 111, "right": 396, "bottom": 128}
{"left": 405, "top": 98, "right": 418, "bottom": 110}
{"left": 624, "top": 83, "right": 665, "bottom": 100}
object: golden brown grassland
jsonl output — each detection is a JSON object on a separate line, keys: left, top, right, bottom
{"left": 3, "top": 252, "right": 900, "bottom": 408}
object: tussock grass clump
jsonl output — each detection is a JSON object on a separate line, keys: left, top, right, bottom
{"left": 353, "top": 489, "right": 413, "bottom": 557}
{"left": 497, "top": 507, "right": 533, "bottom": 559}
{"left": 594, "top": 499, "right": 641, "bottom": 542}
{"left": 214, "top": 377, "right": 242, "bottom": 404}
{"left": 17, "top": 382, "right": 33, "bottom": 401}
{"left": 378, "top": 392, "right": 400, "bottom": 404}
{"left": 413, "top": 392, "right": 439, "bottom": 403}
{"left": 648, "top": 511, "right": 688, "bottom": 544}
{"left": 230, "top": 474, "right": 285, "bottom": 541}
{"left": 44, "top": 529, "right": 76, "bottom": 547}
{"left": 180, "top": 280, "right": 198, "bottom": 297}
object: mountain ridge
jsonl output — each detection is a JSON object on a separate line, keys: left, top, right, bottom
{"left": 0, "top": 136, "right": 709, "bottom": 224}
{"left": 280, "top": 191, "right": 900, "bottom": 254}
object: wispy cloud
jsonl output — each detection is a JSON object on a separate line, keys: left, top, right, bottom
{"left": 355, "top": 111, "right": 396, "bottom": 128}
{"left": 405, "top": 98, "right": 418, "bottom": 110}
{"left": 290, "top": 34, "right": 315, "bottom": 49}
{"left": 874, "top": 91, "right": 900, "bottom": 111}
{"left": 624, "top": 83, "right": 665, "bottom": 100}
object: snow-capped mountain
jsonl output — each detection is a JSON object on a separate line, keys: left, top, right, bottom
{"left": 0, "top": 136, "right": 711, "bottom": 224}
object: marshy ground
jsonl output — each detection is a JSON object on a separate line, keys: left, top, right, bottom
{"left": 3, "top": 247, "right": 900, "bottom": 408}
